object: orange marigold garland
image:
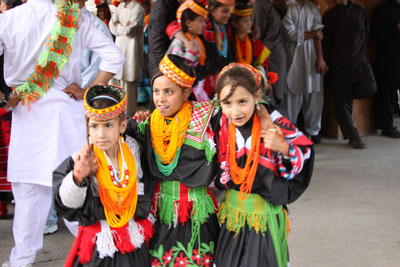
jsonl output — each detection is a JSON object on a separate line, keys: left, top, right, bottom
{"left": 13, "top": 0, "right": 80, "bottom": 110}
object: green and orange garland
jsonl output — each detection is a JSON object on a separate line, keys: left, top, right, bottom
{"left": 14, "top": 0, "right": 81, "bottom": 109}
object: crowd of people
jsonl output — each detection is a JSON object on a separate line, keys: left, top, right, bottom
{"left": 0, "top": 0, "right": 398, "bottom": 267}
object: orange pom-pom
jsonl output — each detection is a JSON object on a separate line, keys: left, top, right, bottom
{"left": 112, "top": 0, "right": 120, "bottom": 7}
{"left": 267, "top": 72, "right": 278, "bottom": 85}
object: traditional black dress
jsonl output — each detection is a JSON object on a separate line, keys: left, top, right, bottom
{"left": 53, "top": 137, "right": 154, "bottom": 267}
{"left": 213, "top": 107, "right": 314, "bottom": 267}
{"left": 125, "top": 100, "right": 221, "bottom": 267}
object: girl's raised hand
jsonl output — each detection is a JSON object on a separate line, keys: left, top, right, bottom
{"left": 261, "top": 125, "right": 290, "bottom": 157}
{"left": 73, "top": 143, "right": 92, "bottom": 186}
{"left": 133, "top": 110, "right": 150, "bottom": 122}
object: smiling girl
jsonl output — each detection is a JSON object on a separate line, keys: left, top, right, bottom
{"left": 213, "top": 63, "right": 315, "bottom": 267}
{"left": 126, "top": 54, "right": 221, "bottom": 267}
{"left": 53, "top": 85, "right": 154, "bottom": 266}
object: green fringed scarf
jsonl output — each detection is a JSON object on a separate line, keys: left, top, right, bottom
{"left": 218, "top": 189, "right": 289, "bottom": 267}
{"left": 158, "top": 180, "right": 217, "bottom": 250}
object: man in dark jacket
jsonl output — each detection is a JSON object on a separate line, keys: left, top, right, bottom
{"left": 253, "top": 0, "right": 288, "bottom": 107}
{"left": 323, "top": 0, "right": 377, "bottom": 149}
{"left": 372, "top": 0, "right": 400, "bottom": 138}
{"left": 147, "top": 0, "right": 181, "bottom": 77}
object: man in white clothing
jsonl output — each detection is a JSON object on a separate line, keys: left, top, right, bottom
{"left": 109, "top": 0, "right": 144, "bottom": 117}
{"left": 0, "top": 0, "right": 124, "bottom": 266}
{"left": 281, "top": 0, "right": 328, "bottom": 143}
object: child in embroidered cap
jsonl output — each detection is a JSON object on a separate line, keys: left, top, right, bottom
{"left": 229, "top": 2, "right": 271, "bottom": 84}
{"left": 125, "top": 54, "right": 221, "bottom": 267}
{"left": 166, "top": 0, "right": 209, "bottom": 101}
{"left": 213, "top": 63, "right": 315, "bottom": 267}
{"left": 127, "top": 54, "right": 274, "bottom": 267}
{"left": 53, "top": 85, "right": 154, "bottom": 267}
{"left": 166, "top": 0, "right": 236, "bottom": 99}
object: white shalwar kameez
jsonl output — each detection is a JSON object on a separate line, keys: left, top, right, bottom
{"left": 0, "top": 0, "right": 124, "bottom": 266}
{"left": 109, "top": 0, "right": 144, "bottom": 116}
{"left": 282, "top": 0, "right": 324, "bottom": 136}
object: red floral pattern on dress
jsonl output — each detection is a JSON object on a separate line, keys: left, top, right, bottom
{"left": 192, "top": 249, "right": 201, "bottom": 265}
{"left": 202, "top": 254, "right": 213, "bottom": 267}
{"left": 151, "top": 258, "right": 162, "bottom": 267}
{"left": 162, "top": 248, "right": 173, "bottom": 265}
{"left": 174, "top": 252, "right": 189, "bottom": 267}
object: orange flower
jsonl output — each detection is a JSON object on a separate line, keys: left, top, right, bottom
{"left": 267, "top": 71, "right": 278, "bottom": 85}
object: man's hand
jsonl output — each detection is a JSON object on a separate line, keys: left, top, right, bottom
{"left": 314, "top": 29, "right": 323, "bottom": 40}
{"left": 315, "top": 57, "right": 329, "bottom": 74}
{"left": 64, "top": 83, "right": 84, "bottom": 100}
{"left": 3, "top": 91, "right": 21, "bottom": 110}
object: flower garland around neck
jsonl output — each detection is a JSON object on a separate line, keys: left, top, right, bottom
{"left": 235, "top": 34, "right": 252, "bottom": 65}
{"left": 150, "top": 101, "right": 192, "bottom": 176}
{"left": 93, "top": 137, "right": 138, "bottom": 228}
{"left": 213, "top": 21, "right": 228, "bottom": 58}
{"left": 13, "top": 0, "right": 80, "bottom": 110}
{"left": 219, "top": 114, "right": 261, "bottom": 200}
{"left": 185, "top": 33, "right": 206, "bottom": 66}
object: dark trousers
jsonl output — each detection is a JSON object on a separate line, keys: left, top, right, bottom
{"left": 333, "top": 87, "right": 359, "bottom": 139}
{"left": 374, "top": 86, "right": 399, "bottom": 130}
{"left": 330, "top": 68, "right": 377, "bottom": 139}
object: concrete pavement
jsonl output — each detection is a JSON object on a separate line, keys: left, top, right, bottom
{"left": 1, "top": 118, "right": 399, "bottom": 267}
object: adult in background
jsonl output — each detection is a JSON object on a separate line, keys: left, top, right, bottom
{"left": 0, "top": 0, "right": 22, "bottom": 220}
{"left": 0, "top": 0, "right": 124, "bottom": 266}
{"left": 96, "top": 2, "right": 112, "bottom": 27}
{"left": 282, "top": 0, "right": 328, "bottom": 144}
{"left": 323, "top": 0, "right": 377, "bottom": 149}
{"left": 372, "top": 0, "right": 400, "bottom": 138}
{"left": 44, "top": 0, "right": 115, "bottom": 237}
{"left": 109, "top": 0, "right": 144, "bottom": 117}
{"left": 147, "top": 0, "right": 182, "bottom": 77}
{"left": 253, "top": 0, "right": 289, "bottom": 107}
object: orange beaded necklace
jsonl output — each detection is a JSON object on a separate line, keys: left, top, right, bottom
{"left": 228, "top": 115, "right": 261, "bottom": 200}
{"left": 235, "top": 34, "right": 252, "bottom": 65}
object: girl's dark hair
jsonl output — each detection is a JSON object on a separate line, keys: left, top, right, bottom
{"left": 96, "top": 3, "right": 112, "bottom": 21}
{"left": 230, "top": 2, "right": 260, "bottom": 39}
{"left": 181, "top": 1, "right": 205, "bottom": 33}
{"left": 208, "top": 0, "right": 224, "bottom": 20}
{"left": 215, "top": 66, "right": 257, "bottom": 102}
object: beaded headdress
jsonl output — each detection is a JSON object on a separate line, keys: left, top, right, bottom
{"left": 84, "top": 84, "right": 127, "bottom": 121}
{"left": 231, "top": 7, "right": 252, "bottom": 17}
{"left": 216, "top": 0, "right": 235, "bottom": 6}
{"left": 177, "top": 0, "right": 209, "bottom": 26}
{"left": 220, "top": 63, "right": 262, "bottom": 87}
{"left": 159, "top": 54, "right": 197, "bottom": 88}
